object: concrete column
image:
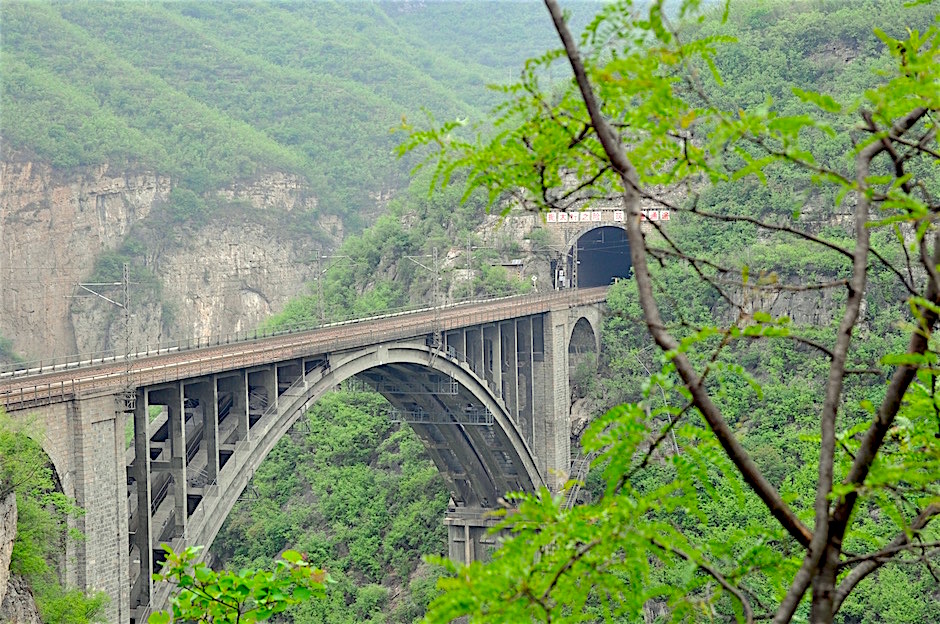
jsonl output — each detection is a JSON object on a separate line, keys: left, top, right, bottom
{"left": 533, "top": 311, "right": 571, "bottom": 490}
{"left": 187, "top": 379, "right": 219, "bottom": 484}
{"left": 131, "top": 388, "right": 153, "bottom": 614}
{"left": 130, "top": 389, "right": 153, "bottom": 608}
{"left": 248, "top": 366, "right": 277, "bottom": 424}
{"left": 445, "top": 506, "right": 500, "bottom": 565}
{"left": 502, "top": 321, "right": 520, "bottom": 430}
{"left": 445, "top": 330, "right": 464, "bottom": 361}
{"left": 276, "top": 361, "right": 302, "bottom": 395}
{"left": 483, "top": 324, "right": 500, "bottom": 395}
{"left": 151, "top": 385, "right": 186, "bottom": 536}
{"left": 170, "top": 387, "right": 187, "bottom": 534}
{"left": 68, "top": 393, "right": 131, "bottom": 624}
{"left": 218, "top": 372, "right": 248, "bottom": 443}
{"left": 517, "top": 319, "right": 535, "bottom": 461}
{"left": 466, "top": 328, "right": 483, "bottom": 376}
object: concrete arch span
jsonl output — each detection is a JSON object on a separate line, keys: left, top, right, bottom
{"left": 182, "top": 341, "right": 543, "bottom": 566}
{"left": 1, "top": 292, "right": 612, "bottom": 622}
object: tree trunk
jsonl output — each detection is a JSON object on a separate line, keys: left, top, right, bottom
{"left": 810, "top": 543, "right": 842, "bottom": 623}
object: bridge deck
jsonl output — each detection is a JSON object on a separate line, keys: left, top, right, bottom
{"left": 1, "top": 287, "right": 607, "bottom": 408}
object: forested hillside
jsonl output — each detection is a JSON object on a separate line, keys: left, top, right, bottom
{"left": 0, "top": 0, "right": 601, "bottom": 362}
{"left": 3, "top": 0, "right": 938, "bottom": 623}
{"left": 1, "top": 1, "right": 582, "bottom": 220}
{"left": 398, "top": 0, "right": 939, "bottom": 622}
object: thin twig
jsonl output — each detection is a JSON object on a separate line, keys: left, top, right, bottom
{"left": 649, "top": 537, "right": 755, "bottom": 624}
{"left": 832, "top": 503, "right": 940, "bottom": 614}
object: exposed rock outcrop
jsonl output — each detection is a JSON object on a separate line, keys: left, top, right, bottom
{"left": 1, "top": 159, "right": 333, "bottom": 360}
{"left": 1, "top": 160, "right": 170, "bottom": 359}
{"left": 219, "top": 172, "right": 319, "bottom": 213}
{"left": 0, "top": 493, "right": 40, "bottom": 624}
{"left": 0, "top": 491, "right": 16, "bottom": 608}
{"left": 69, "top": 217, "right": 320, "bottom": 353}
{"left": 0, "top": 576, "right": 42, "bottom": 624}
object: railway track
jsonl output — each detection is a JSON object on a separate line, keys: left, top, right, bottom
{"left": 1, "top": 287, "right": 607, "bottom": 409}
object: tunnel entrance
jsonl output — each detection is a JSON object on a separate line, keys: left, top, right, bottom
{"left": 568, "top": 226, "right": 631, "bottom": 288}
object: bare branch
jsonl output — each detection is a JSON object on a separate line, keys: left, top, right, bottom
{"left": 540, "top": 538, "right": 602, "bottom": 603}
{"left": 820, "top": 108, "right": 928, "bottom": 618}
{"left": 831, "top": 187, "right": 935, "bottom": 542}
{"left": 892, "top": 128, "right": 940, "bottom": 161}
{"left": 542, "top": 0, "right": 812, "bottom": 551}
{"left": 891, "top": 224, "right": 917, "bottom": 292}
{"left": 919, "top": 224, "right": 940, "bottom": 300}
{"left": 649, "top": 537, "right": 755, "bottom": 624}
{"left": 687, "top": 206, "right": 855, "bottom": 259}
{"left": 869, "top": 245, "right": 919, "bottom": 297}
{"left": 650, "top": 200, "right": 917, "bottom": 297}
{"left": 838, "top": 540, "right": 940, "bottom": 569}
{"left": 646, "top": 225, "right": 741, "bottom": 311}
{"left": 804, "top": 102, "right": 881, "bottom": 621}
{"left": 832, "top": 503, "right": 940, "bottom": 614}
{"left": 776, "top": 335, "right": 835, "bottom": 360}
{"left": 773, "top": 108, "right": 877, "bottom": 624}
{"left": 623, "top": 401, "right": 693, "bottom": 483}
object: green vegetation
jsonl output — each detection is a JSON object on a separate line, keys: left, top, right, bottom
{"left": 0, "top": 335, "right": 22, "bottom": 363}
{"left": 404, "top": 0, "right": 940, "bottom": 621}
{"left": 263, "top": 169, "right": 532, "bottom": 329}
{"left": 150, "top": 546, "right": 327, "bottom": 624}
{"left": 0, "top": 1, "right": 589, "bottom": 221}
{"left": 9, "top": 0, "right": 940, "bottom": 622}
{"left": 211, "top": 389, "right": 450, "bottom": 624}
{"left": 0, "top": 411, "right": 107, "bottom": 623}
{"left": 164, "top": 1, "right": 939, "bottom": 621}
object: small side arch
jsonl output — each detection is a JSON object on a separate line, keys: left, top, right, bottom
{"left": 568, "top": 316, "right": 599, "bottom": 399}
{"left": 2, "top": 404, "right": 73, "bottom": 501}
{"left": 569, "top": 316, "right": 599, "bottom": 358}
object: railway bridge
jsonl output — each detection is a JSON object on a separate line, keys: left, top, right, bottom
{"left": 0, "top": 287, "right": 608, "bottom": 623}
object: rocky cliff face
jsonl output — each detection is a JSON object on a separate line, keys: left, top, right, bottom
{"left": 0, "top": 491, "right": 15, "bottom": 608}
{"left": 0, "top": 492, "right": 40, "bottom": 624}
{"left": 69, "top": 218, "right": 322, "bottom": 353}
{"left": 0, "top": 159, "right": 335, "bottom": 361}
{"left": 0, "top": 576, "right": 42, "bottom": 624}
{"left": 1, "top": 160, "right": 170, "bottom": 359}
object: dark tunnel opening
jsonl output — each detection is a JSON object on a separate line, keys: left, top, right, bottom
{"left": 569, "top": 226, "right": 632, "bottom": 288}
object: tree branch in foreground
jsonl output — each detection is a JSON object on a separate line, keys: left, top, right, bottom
{"left": 543, "top": 0, "right": 813, "bottom": 552}
{"left": 649, "top": 537, "right": 755, "bottom": 624}
{"left": 832, "top": 503, "right": 940, "bottom": 613}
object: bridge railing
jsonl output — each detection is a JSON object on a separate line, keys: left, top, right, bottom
{"left": 0, "top": 298, "right": 436, "bottom": 378}
{"left": 0, "top": 288, "right": 607, "bottom": 402}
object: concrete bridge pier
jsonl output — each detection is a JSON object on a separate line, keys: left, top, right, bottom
{"left": 438, "top": 306, "right": 595, "bottom": 565}
{"left": 67, "top": 393, "right": 132, "bottom": 624}
{"left": 535, "top": 309, "right": 573, "bottom": 490}
{"left": 445, "top": 506, "right": 501, "bottom": 565}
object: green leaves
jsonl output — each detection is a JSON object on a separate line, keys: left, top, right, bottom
{"left": 149, "top": 545, "right": 328, "bottom": 623}
{"left": 402, "top": 0, "right": 940, "bottom": 620}
{"left": 792, "top": 87, "right": 843, "bottom": 113}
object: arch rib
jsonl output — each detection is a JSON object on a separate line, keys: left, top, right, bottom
{"left": 167, "top": 340, "right": 542, "bottom": 599}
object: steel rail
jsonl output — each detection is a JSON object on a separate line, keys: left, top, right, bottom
{"left": 1, "top": 288, "right": 607, "bottom": 408}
